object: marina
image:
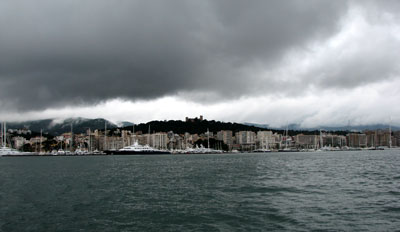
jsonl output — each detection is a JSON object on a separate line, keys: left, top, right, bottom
{"left": 2, "top": 117, "right": 398, "bottom": 157}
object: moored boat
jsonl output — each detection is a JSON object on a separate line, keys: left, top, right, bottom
{"left": 104, "top": 141, "right": 171, "bottom": 155}
{"left": 1, "top": 122, "right": 34, "bottom": 156}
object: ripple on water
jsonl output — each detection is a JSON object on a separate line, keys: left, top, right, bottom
{"left": 1, "top": 151, "right": 400, "bottom": 231}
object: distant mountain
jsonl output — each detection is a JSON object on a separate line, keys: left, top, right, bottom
{"left": 117, "top": 121, "right": 134, "bottom": 128}
{"left": 243, "top": 123, "right": 270, "bottom": 129}
{"left": 305, "top": 124, "right": 399, "bottom": 132}
{"left": 7, "top": 117, "right": 117, "bottom": 135}
{"left": 6, "top": 117, "right": 398, "bottom": 137}
{"left": 244, "top": 123, "right": 399, "bottom": 132}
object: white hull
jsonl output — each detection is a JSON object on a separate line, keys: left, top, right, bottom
{"left": 0, "top": 146, "right": 32, "bottom": 156}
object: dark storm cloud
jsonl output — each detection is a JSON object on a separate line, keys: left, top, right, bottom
{"left": 0, "top": 0, "right": 349, "bottom": 110}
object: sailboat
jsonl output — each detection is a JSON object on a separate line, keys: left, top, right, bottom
{"left": 0, "top": 122, "right": 32, "bottom": 156}
{"left": 278, "top": 123, "right": 297, "bottom": 152}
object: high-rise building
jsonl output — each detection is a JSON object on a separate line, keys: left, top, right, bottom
{"left": 151, "top": 133, "right": 169, "bottom": 149}
{"left": 322, "top": 134, "right": 347, "bottom": 147}
{"left": 235, "top": 131, "right": 256, "bottom": 151}
{"left": 364, "top": 129, "right": 392, "bottom": 147}
{"left": 257, "top": 131, "right": 273, "bottom": 149}
{"left": 347, "top": 133, "right": 367, "bottom": 148}
{"left": 217, "top": 130, "right": 233, "bottom": 149}
{"left": 295, "top": 134, "right": 318, "bottom": 149}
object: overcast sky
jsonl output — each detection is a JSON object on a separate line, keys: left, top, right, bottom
{"left": 1, "top": 0, "right": 399, "bottom": 127}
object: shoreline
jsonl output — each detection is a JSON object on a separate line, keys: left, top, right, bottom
{"left": 2, "top": 148, "right": 397, "bottom": 157}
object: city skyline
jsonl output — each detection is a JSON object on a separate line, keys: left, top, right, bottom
{"left": 4, "top": 119, "right": 398, "bottom": 153}
{"left": 1, "top": 1, "right": 400, "bottom": 127}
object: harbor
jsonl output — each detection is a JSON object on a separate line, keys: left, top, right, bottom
{"left": 1, "top": 118, "right": 399, "bottom": 157}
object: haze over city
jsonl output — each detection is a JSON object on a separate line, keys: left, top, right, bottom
{"left": 1, "top": 0, "right": 399, "bottom": 127}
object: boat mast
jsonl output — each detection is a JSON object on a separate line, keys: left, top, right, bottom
{"left": 207, "top": 128, "right": 210, "bottom": 149}
{"left": 148, "top": 124, "right": 151, "bottom": 146}
{"left": 285, "top": 123, "right": 288, "bottom": 149}
{"left": 4, "top": 122, "right": 6, "bottom": 147}
{"left": 389, "top": 116, "right": 392, "bottom": 149}
{"left": 132, "top": 123, "right": 135, "bottom": 144}
{"left": 104, "top": 121, "right": 107, "bottom": 150}
{"left": 88, "top": 128, "right": 91, "bottom": 153}
{"left": 40, "top": 129, "right": 42, "bottom": 153}
{"left": 319, "top": 129, "right": 323, "bottom": 149}
{"left": 314, "top": 132, "right": 317, "bottom": 150}
{"left": 70, "top": 123, "right": 73, "bottom": 152}
{"left": 1, "top": 122, "right": 3, "bottom": 147}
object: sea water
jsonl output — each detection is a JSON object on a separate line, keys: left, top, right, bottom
{"left": 1, "top": 151, "right": 399, "bottom": 231}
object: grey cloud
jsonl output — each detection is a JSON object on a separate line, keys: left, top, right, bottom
{"left": 303, "top": 1, "right": 400, "bottom": 91}
{"left": 0, "top": 0, "right": 349, "bottom": 111}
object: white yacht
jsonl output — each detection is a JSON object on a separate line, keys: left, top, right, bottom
{"left": 0, "top": 146, "right": 27, "bottom": 156}
{"left": 105, "top": 141, "right": 171, "bottom": 155}
{"left": 253, "top": 148, "right": 272, "bottom": 153}
{"left": 184, "top": 144, "right": 222, "bottom": 154}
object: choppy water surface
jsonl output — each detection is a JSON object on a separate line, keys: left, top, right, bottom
{"left": 1, "top": 151, "right": 400, "bottom": 231}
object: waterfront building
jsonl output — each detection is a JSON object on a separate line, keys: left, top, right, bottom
{"left": 174, "top": 134, "right": 185, "bottom": 150}
{"left": 270, "top": 133, "right": 280, "bottom": 149}
{"left": 295, "top": 134, "right": 318, "bottom": 149}
{"left": 183, "top": 132, "right": 195, "bottom": 149}
{"left": 166, "top": 132, "right": 184, "bottom": 150}
{"left": 364, "top": 130, "right": 377, "bottom": 147}
{"left": 60, "top": 132, "right": 74, "bottom": 148}
{"left": 106, "top": 136, "right": 124, "bottom": 150}
{"left": 55, "top": 135, "right": 64, "bottom": 142}
{"left": 364, "top": 129, "right": 392, "bottom": 147}
{"left": 13, "top": 136, "right": 26, "bottom": 149}
{"left": 217, "top": 130, "right": 233, "bottom": 150}
{"left": 235, "top": 131, "right": 256, "bottom": 151}
{"left": 150, "top": 133, "right": 169, "bottom": 149}
{"left": 135, "top": 134, "right": 148, "bottom": 146}
{"left": 393, "top": 131, "right": 400, "bottom": 147}
{"left": 121, "top": 130, "right": 136, "bottom": 147}
{"left": 347, "top": 133, "right": 367, "bottom": 148}
{"left": 167, "top": 131, "right": 175, "bottom": 149}
{"left": 257, "top": 131, "right": 273, "bottom": 149}
{"left": 322, "top": 134, "right": 347, "bottom": 148}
